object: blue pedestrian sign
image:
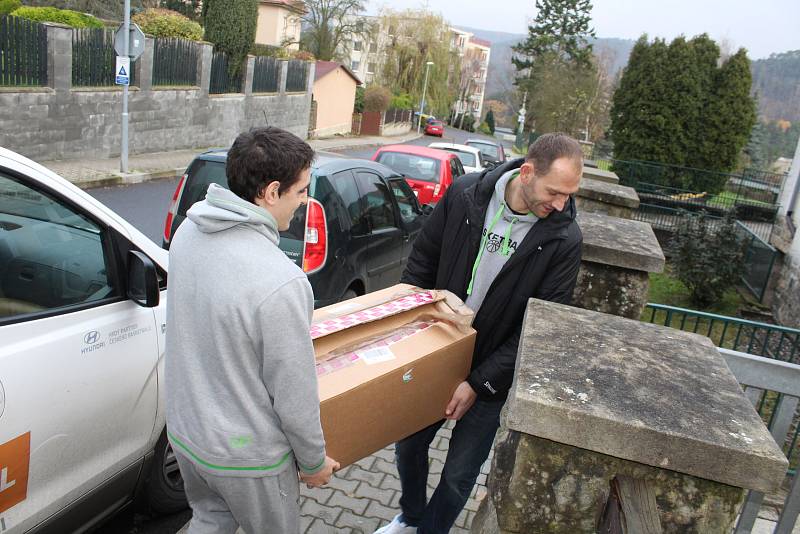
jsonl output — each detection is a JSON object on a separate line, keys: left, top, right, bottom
{"left": 115, "top": 56, "right": 130, "bottom": 85}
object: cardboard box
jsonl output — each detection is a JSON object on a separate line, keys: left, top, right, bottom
{"left": 312, "top": 284, "right": 476, "bottom": 468}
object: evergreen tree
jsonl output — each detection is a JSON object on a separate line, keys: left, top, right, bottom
{"left": 485, "top": 109, "right": 496, "bottom": 134}
{"left": 203, "top": 0, "right": 258, "bottom": 77}
{"left": 512, "top": 0, "right": 595, "bottom": 135}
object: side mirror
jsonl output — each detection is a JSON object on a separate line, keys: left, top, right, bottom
{"left": 421, "top": 204, "right": 434, "bottom": 216}
{"left": 484, "top": 161, "right": 498, "bottom": 170}
{"left": 128, "top": 250, "right": 159, "bottom": 308}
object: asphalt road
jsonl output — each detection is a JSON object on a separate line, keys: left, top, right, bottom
{"left": 85, "top": 126, "right": 511, "bottom": 533}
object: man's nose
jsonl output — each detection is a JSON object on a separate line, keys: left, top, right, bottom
{"left": 553, "top": 196, "right": 567, "bottom": 211}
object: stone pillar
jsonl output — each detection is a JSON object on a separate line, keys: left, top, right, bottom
{"left": 572, "top": 211, "right": 665, "bottom": 319}
{"left": 244, "top": 55, "right": 255, "bottom": 96}
{"left": 472, "top": 300, "right": 788, "bottom": 534}
{"left": 46, "top": 23, "right": 72, "bottom": 94}
{"left": 278, "top": 60, "right": 288, "bottom": 94}
{"left": 137, "top": 37, "right": 154, "bottom": 91}
{"left": 197, "top": 41, "right": 213, "bottom": 97}
{"left": 583, "top": 166, "right": 620, "bottom": 184}
{"left": 575, "top": 178, "right": 640, "bottom": 219}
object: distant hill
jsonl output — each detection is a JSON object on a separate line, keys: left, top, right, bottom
{"left": 751, "top": 50, "right": 800, "bottom": 122}
{"left": 454, "top": 26, "right": 635, "bottom": 100}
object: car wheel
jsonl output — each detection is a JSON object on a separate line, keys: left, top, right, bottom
{"left": 341, "top": 289, "right": 358, "bottom": 302}
{"left": 144, "top": 429, "right": 188, "bottom": 515}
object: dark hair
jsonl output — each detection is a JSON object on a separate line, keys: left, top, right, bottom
{"left": 526, "top": 133, "right": 583, "bottom": 176}
{"left": 226, "top": 127, "right": 315, "bottom": 203}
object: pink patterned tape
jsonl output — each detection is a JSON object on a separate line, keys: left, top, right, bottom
{"left": 310, "top": 291, "right": 435, "bottom": 340}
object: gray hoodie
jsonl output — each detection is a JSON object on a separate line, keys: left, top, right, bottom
{"left": 465, "top": 169, "right": 538, "bottom": 314}
{"left": 165, "top": 183, "right": 326, "bottom": 477}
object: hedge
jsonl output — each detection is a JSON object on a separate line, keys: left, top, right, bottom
{"left": 132, "top": 8, "right": 202, "bottom": 41}
{"left": 10, "top": 6, "right": 103, "bottom": 28}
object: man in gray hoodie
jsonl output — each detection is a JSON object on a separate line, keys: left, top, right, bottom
{"left": 166, "top": 127, "right": 338, "bottom": 534}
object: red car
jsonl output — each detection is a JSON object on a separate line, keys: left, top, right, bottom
{"left": 424, "top": 120, "right": 444, "bottom": 137}
{"left": 373, "top": 144, "right": 466, "bottom": 204}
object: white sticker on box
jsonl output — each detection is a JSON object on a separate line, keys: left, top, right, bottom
{"left": 357, "top": 346, "right": 396, "bottom": 364}
{"left": 328, "top": 302, "right": 362, "bottom": 314}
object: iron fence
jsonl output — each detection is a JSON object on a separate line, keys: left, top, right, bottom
{"left": 209, "top": 50, "right": 242, "bottom": 94}
{"left": 252, "top": 55, "right": 278, "bottom": 93}
{"left": 384, "top": 108, "right": 412, "bottom": 124}
{"left": 644, "top": 303, "right": 800, "bottom": 363}
{"left": 73, "top": 27, "right": 136, "bottom": 87}
{"left": 736, "top": 221, "right": 778, "bottom": 301}
{"left": 153, "top": 37, "right": 197, "bottom": 87}
{"left": 0, "top": 15, "right": 48, "bottom": 87}
{"left": 285, "top": 59, "right": 307, "bottom": 92}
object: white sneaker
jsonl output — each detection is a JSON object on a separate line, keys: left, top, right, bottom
{"left": 373, "top": 514, "right": 417, "bottom": 534}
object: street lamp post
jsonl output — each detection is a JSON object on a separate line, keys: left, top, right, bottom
{"left": 417, "top": 61, "right": 434, "bottom": 134}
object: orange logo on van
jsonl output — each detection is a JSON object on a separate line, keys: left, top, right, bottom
{"left": 0, "top": 432, "right": 30, "bottom": 514}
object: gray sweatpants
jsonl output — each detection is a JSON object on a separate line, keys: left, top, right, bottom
{"left": 176, "top": 452, "right": 301, "bottom": 534}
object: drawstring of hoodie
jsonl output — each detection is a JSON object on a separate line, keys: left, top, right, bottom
{"left": 468, "top": 202, "right": 517, "bottom": 295}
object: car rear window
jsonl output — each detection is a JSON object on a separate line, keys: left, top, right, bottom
{"left": 376, "top": 152, "right": 441, "bottom": 183}
{"left": 429, "top": 121, "right": 443, "bottom": 126}
{"left": 445, "top": 149, "right": 476, "bottom": 167}
{"left": 468, "top": 142, "right": 500, "bottom": 161}
{"left": 177, "top": 159, "right": 228, "bottom": 217}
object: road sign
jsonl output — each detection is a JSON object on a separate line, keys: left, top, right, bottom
{"left": 115, "top": 56, "right": 130, "bottom": 85}
{"left": 114, "top": 23, "right": 146, "bottom": 60}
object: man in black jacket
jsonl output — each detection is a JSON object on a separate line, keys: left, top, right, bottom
{"left": 374, "top": 133, "right": 584, "bottom": 534}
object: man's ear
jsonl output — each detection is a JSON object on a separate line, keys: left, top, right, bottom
{"left": 519, "top": 161, "right": 535, "bottom": 184}
{"left": 257, "top": 180, "right": 282, "bottom": 205}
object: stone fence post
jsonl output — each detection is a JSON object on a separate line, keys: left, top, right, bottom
{"left": 575, "top": 178, "right": 640, "bottom": 219}
{"left": 572, "top": 211, "right": 665, "bottom": 319}
{"left": 472, "top": 300, "right": 788, "bottom": 534}
{"left": 46, "top": 23, "right": 72, "bottom": 94}
{"left": 197, "top": 41, "right": 213, "bottom": 97}
{"left": 137, "top": 37, "right": 154, "bottom": 91}
{"left": 278, "top": 60, "right": 288, "bottom": 94}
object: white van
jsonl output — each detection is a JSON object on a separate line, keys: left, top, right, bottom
{"left": 0, "top": 147, "right": 185, "bottom": 533}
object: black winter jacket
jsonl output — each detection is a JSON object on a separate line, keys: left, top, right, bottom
{"left": 400, "top": 158, "right": 583, "bottom": 401}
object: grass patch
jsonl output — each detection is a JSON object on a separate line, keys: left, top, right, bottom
{"left": 708, "top": 190, "right": 773, "bottom": 209}
{"left": 645, "top": 269, "right": 744, "bottom": 316}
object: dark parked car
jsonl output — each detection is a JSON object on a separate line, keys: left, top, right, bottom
{"left": 163, "top": 150, "right": 429, "bottom": 307}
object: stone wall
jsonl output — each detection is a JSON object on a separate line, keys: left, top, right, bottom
{"left": 0, "top": 26, "right": 314, "bottom": 162}
{"left": 773, "top": 239, "right": 800, "bottom": 329}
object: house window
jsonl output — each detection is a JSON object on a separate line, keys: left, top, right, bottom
{"left": 353, "top": 41, "right": 362, "bottom": 51}
{"left": 351, "top": 60, "right": 360, "bottom": 71}
{"left": 369, "top": 42, "right": 377, "bottom": 53}
{"left": 367, "top": 62, "right": 377, "bottom": 74}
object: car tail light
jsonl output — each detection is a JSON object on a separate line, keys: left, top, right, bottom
{"left": 433, "top": 184, "right": 441, "bottom": 197}
{"left": 302, "top": 198, "right": 327, "bottom": 274}
{"left": 163, "top": 173, "right": 187, "bottom": 244}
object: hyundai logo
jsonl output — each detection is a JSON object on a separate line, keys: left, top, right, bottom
{"left": 84, "top": 330, "right": 100, "bottom": 345}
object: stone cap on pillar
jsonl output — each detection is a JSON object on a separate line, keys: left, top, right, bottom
{"left": 578, "top": 211, "right": 665, "bottom": 273}
{"left": 583, "top": 166, "right": 619, "bottom": 184}
{"left": 577, "top": 178, "right": 640, "bottom": 210}
{"left": 506, "top": 299, "right": 789, "bottom": 493}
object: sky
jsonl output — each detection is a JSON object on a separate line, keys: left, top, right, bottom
{"left": 367, "top": 0, "right": 799, "bottom": 59}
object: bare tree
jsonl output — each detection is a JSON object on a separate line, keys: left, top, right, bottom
{"left": 300, "top": 0, "right": 368, "bottom": 61}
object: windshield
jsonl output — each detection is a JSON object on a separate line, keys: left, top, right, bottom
{"left": 376, "top": 152, "right": 441, "bottom": 183}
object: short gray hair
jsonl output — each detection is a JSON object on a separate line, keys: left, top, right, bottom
{"left": 526, "top": 133, "right": 583, "bottom": 176}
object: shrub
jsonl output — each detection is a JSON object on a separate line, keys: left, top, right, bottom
{"left": 11, "top": 6, "right": 103, "bottom": 28}
{"left": 0, "top": 0, "right": 20, "bottom": 16}
{"left": 364, "top": 85, "right": 391, "bottom": 112}
{"left": 354, "top": 86, "right": 365, "bottom": 113}
{"left": 291, "top": 50, "right": 315, "bottom": 61}
{"left": 477, "top": 121, "right": 492, "bottom": 135}
{"left": 132, "top": 8, "right": 203, "bottom": 41}
{"left": 668, "top": 210, "right": 745, "bottom": 308}
{"left": 390, "top": 92, "right": 413, "bottom": 109}
{"left": 251, "top": 43, "right": 290, "bottom": 59}
{"left": 203, "top": 0, "right": 258, "bottom": 76}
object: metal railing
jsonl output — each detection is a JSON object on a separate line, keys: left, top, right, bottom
{"left": 0, "top": 15, "right": 48, "bottom": 87}
{"left": 722, "top": 349, "right": 800, "bottom": 533}
{"left": 152, "top": 37, "right": 198, "bottom": 87}
{"left": 285, "top": 59, "right": 307, "bottom": 92}
{"left": 209, "top": 50, "right": 242, "bottom": 94}
{"left": 737, "top": 221, "right": 779, "bottom": 301}
{"left": 644, "top": 304, "right": 800, "bottom": 363}
{"left": 73, "top": 27, "right": 137, "bottom": 87}
{"left": 252, "top": 55, "right": 278, "bottom": 93}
